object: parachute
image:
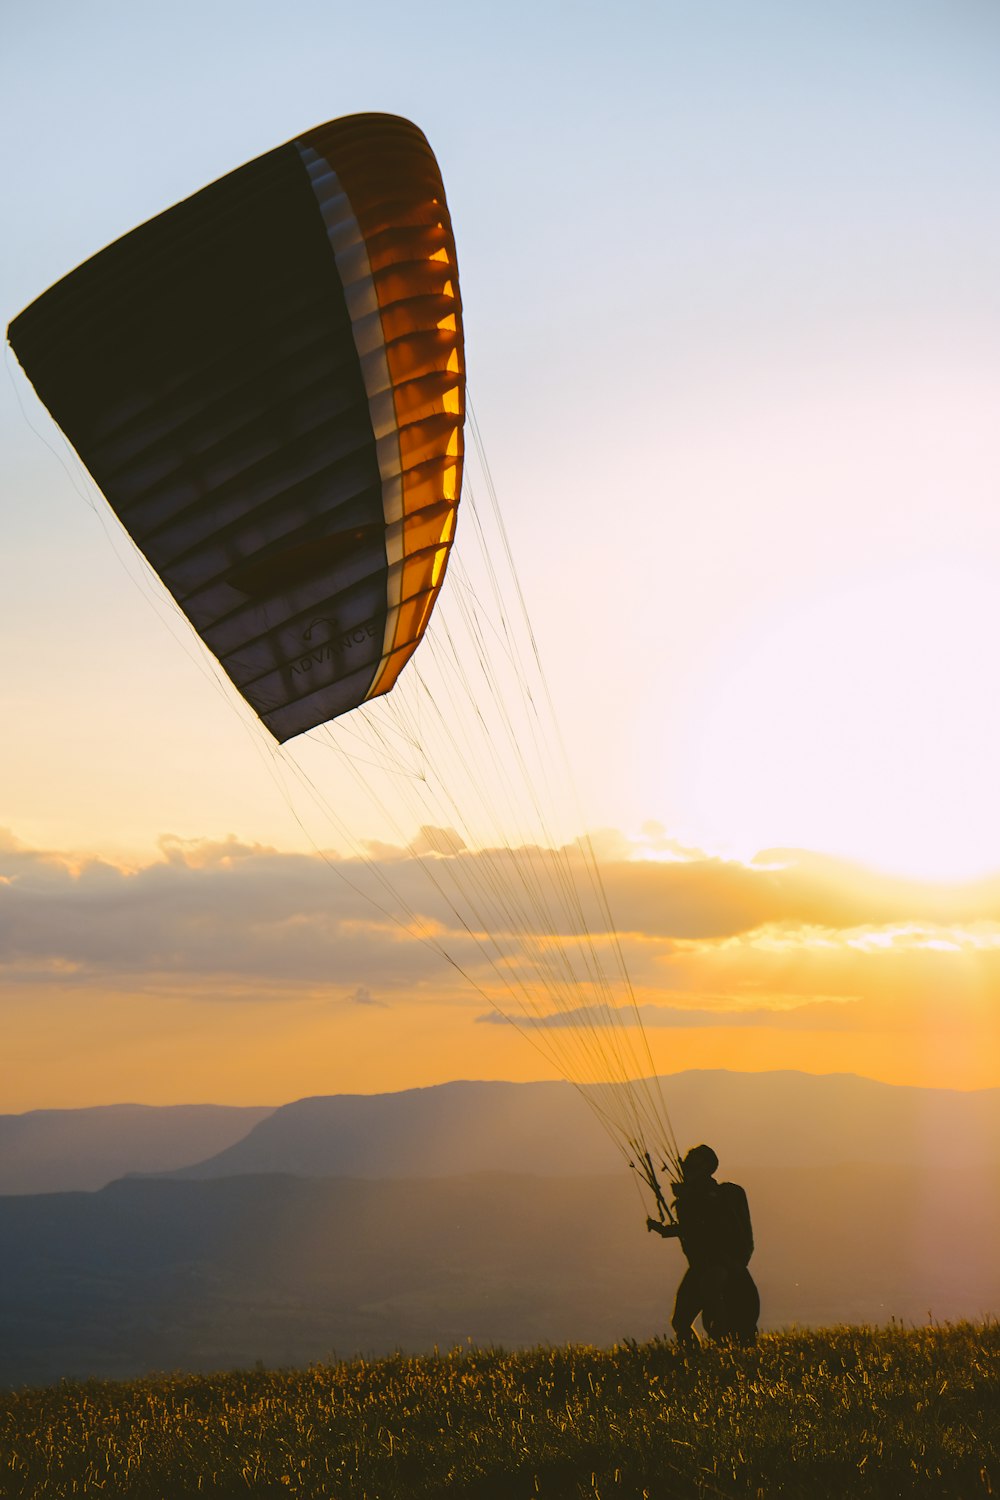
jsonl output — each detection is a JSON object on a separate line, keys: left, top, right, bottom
{"left": 8, "top": 114, "right": 463, "bottom": 743}
{"left": 8, "top": 114, "right": 680, "bottom": 1214}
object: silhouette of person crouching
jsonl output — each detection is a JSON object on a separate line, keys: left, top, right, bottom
{"left": 647, "top": 1143, "right": 759, "bottom": 1346}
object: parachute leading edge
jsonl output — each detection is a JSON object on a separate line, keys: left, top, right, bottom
{"left": 7, "top": 113, "right": 465, "bottom": 742}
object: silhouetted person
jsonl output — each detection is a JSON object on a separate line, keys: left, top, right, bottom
{"left": 647, "top": 1143, "right": 759, "bottom": 1346}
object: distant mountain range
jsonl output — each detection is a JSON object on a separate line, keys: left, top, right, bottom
{"left": 1, "top": 1072, "right": 997, "bottom": 1386}
{"left": 0, "top": 1103, "right": 273, "bottom": 1194}
{"left": 4, "top": 1071, "right": 998, "bottom": 1194}
{"left": 164, "top": 1071, "right": 1000, "bottom": 1183}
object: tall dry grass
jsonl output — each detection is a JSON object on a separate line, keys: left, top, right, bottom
{"left": 2, "top": 1323, "right": 996, "bottom": 1497}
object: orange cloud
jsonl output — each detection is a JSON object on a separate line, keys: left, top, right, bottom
{"left": 3, "top": 827, "right": 998, "bottom": 1107}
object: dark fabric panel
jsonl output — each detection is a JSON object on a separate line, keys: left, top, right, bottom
{"left": 9, "top": 144, "right": 388, "bottom": 738}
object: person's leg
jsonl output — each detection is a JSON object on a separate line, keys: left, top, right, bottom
{"left": 732, "top": 1267, "right": 761, "bottom": 1344}
{"left": 671, "top": 1267, "right": 704, "bottom": 1347}
{"left": 705, "top": 1265, "right": 760, "bottom": 1343}
{"left": 700, "top": 1264, "right": 730, "bottom": 1339}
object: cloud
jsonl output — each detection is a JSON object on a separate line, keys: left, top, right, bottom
{"left": 477, "top": 997, "right": 863, "bottom": 1031}
{"left": 408, "top": 826, "right": 468, "bottom": 857}
{"left": 347, "top": 985, "right": 387, "bottom": 1008}
{"left": 0, "top": 832, "right": 455, "bottom": 991}
{"left": 598, "top": 846, "right": 1000, "bottom": 940}
{"left": 1, "top": 829, "right": 998, "bottom": 1045}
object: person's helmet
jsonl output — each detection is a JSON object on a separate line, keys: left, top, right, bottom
{"left": 682, "top": 1144, "right": 719, "bottom": 1176}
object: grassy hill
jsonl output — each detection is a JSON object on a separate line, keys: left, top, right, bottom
{"left": 2, "top": 1324, "right": 996, "bottom": 1498}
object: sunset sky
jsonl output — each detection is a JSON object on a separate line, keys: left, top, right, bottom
{"left": 3, "top": 1, "right": 1000, "bottom": 1111}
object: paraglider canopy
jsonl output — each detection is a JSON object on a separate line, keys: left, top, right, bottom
{"left": 9, "top": 111, "right": 681, "bottom": 1212}
{"left": 7, "top": 113, "right": 465, "bottom": 742}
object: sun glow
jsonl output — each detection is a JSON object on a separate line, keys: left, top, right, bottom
{"left": 679, "top": 560, "right": 1000, "bottom": 884}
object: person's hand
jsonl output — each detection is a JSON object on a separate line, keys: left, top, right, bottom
{"left": 646, "top": 1216, "right": 660, "bottom": 1233}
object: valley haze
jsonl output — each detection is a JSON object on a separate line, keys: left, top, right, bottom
{"left": 1, "top": 1071, "right": 996, "bottom": 1387}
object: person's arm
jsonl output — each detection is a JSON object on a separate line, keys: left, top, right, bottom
{"left": 646, "top": 1217, "right": 680, "bottom": 1238}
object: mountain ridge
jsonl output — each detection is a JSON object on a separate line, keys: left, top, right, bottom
{"left": 3, "top": 1071, "right": 998, "bottom": 1197}
{"left": 164, "top": 1069, "right": 1000, "bottom": 1183}
{"left": 0, "top": 1103, "right": 274, "bottom": 1195}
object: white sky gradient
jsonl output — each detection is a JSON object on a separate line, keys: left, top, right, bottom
{"left": 2, "top": 4, "right": 1000, "bottom": 1113}
{"left": 4, "top": 2, "right": 1000, "bottom": 882}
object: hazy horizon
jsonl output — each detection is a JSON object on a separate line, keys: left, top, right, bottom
{"left": 5, "top": 1059, "right": 1000, "bottom": 1121}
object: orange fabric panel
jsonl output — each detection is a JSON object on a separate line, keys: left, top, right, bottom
{"left": 398, "top": 414, "right": 463, "bottom": 471}
{"left": 402, "top": 501, "right": 456, "bottom": 552}
{"left": 300, "top": 114, "right": 464, "bottom": 704}
{"left": 373, "top": 262, "right": 455, "bottom": 305}
{"left": 393, "top": 586, "right": 438, "bottom": 648}
{"left": 400, "top": 547, "right": 444, "bottom": 605}
{"left": 384, "top": 329, "right": 459, "bottom": 384}
{"left": 378, "top": 295, "right": 457, "bottom": 343}
{"left": 364, "top": 226, "right": 451, "bottom": 272}
{"left": 369, "top": 637, "right": 423, "bottom": 697}
{"left": 391, "top": 373, "right": 463, "bottom": 428}
{"left": 397, "top": 457, "right": 461, "bottom": 513}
